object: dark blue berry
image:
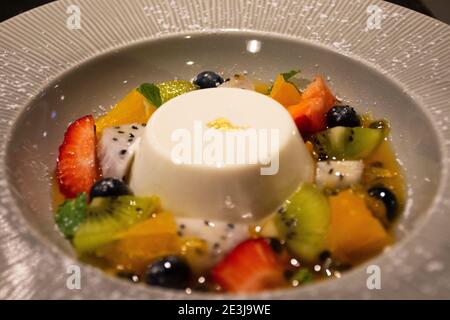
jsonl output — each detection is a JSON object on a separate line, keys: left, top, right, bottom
{"left": 326, "top": 105, "right": 361, "bottom": 128}
{"left": 193, "top": 71, "right": 224, "bottom": 89}
{"left": 368, "top": 186, "right": 398, "bottom": 221}
{"left": 145, "top": 256, "right": 191, "bottom": 289}
{"left": 89, "top": 178, "right": 132, "bottom": 199}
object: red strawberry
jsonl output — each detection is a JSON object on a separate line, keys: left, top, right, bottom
{"left": 211, "top": 239, "right": 285, "bottom": 293}
{"left": 57, "top": 115, "right": 98, "bottom": 198}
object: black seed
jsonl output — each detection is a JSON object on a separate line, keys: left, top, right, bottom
{"left": 112, "top": 137, "right": 118, "bottom": 141}
{"left": 132, "top": 125, "right": 139, "bottom": 130}
{"left": 129, "top": 133, "right": 135, "bottom": 138}
{"left": 118, "top": 130, "right": 125, "bottom": 134}
{"left": 227, "top": 223, "right": 235, "bottom": 229}
{"left": 141, "top": 123, "right": 147, "bottom": 127}
{"left": 318, "top": 153, "right": 328, "bottom": 161}
{"left": 114, "top": 126, "right": 121, "bottom": 129}
{"left": 180, "top": 224, "right": 186, "bottom": 229}
{"left": 371, "top": 161, "right": 384, "bottom": 168}
{"left": 177, "top": 231, "right": 183, "bottom": 237}
{"left": 278, "top": 206, "right": 287, "bottom": 214}
{"left": 136, "top": 207, "right": 143, "bottom": 213}
{"left": 319, "top": 250, "right": 331, "bottom": 262}
{"left": 328, "top": 168, "right": 334, "bottom": 174}
{"left": 128, "top": 138, "right": 134, "bottom": 143}
{"left": 213, "top": 243, "right": 220, "bottom": 250}
{"left": 268, "top": 238, "right": 283, "bottom": 254}
{"left": 348, "top": 135, "right": 354, "bottom": 142}
{"left": 120, "top": 149, "right": 127, "bottom": 155}
{"left": 287, "top": 231, "right": 297, "bottom": 240}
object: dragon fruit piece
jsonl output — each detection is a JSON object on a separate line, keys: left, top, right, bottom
{"left": 98, "top": 123, "right": 146, "bottom": 181}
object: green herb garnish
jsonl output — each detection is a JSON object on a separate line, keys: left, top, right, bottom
{"left": 137, "top": 83, "right": 162, "bottom": 108}
{"left": 281, "top": 70, "right": 300, "bottom": 82}
{"left": 55, "top": 192, "right": 87, "bottom": 238}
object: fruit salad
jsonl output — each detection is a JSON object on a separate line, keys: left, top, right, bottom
{"left": 53, "top": 70, "right": 405, "bottom": 293}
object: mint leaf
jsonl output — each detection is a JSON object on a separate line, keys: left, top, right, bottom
{"left": 291, "top": 268, "right": 314, "bottom": 285}
{"left": 55, "top": 193, "right": 87, "bottom": 238}
{"left": 137, "top": 83, "right": 162, "bottom": 108}
{"left": 281, "top": 70, "right": 300, "bottom": 82}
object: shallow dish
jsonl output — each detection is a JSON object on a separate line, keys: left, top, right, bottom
{"left": 0, "top": 0, "right": 449, "bottom": 299}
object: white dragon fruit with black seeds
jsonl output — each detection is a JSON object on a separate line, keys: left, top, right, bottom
{"left": 219, "top": 74, "right": 255, "bottom": 91}
{"left": 98, "top": 123, "right": 146, "bottom": 181}
{"left": 176, "top": 217, "right": 248, "bottom": 270}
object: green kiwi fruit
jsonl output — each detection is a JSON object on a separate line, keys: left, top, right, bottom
{"left": 73, "top": 195, "right": 159, "bottom": 255}
{"left": 276, "top": 183, "right": 330, "bottom": 262}
{"left": 313, "top": 126, "right": 383, "bottom": 160}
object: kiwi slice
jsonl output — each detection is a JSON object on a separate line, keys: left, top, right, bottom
{"left": 73, "top": 196, "right": 159, "bottom": 255}
{"left": 314, "top": 126, "right": 383, "bottom": 160}
{"left": 276, "top": 183, "right": 330, "bottom": 262}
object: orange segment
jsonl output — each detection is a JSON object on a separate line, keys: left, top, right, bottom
{"left": 253, "top": 80, "right": 271, "bottom": 95}
{"left": 180, "top": 237, "right": 209, "bottom": 274}
{"left": 95, "top": 89, "right": 157, "bottom": 138}
{"left": 327, "top": 189, "right": 391, "bottom": 265}
{"left": 269, "top": 74, "right": 301, "bottom": 107}
{"left": 96, "top": 212, "right": 180, "bottom": 273}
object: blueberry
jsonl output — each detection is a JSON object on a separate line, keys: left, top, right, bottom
{"left": 326, "top": 105, "right": 361, "bottom": 128}
{"left": 368, "top": 186, "right": 398, "bottom": 221}
{"left": 193, "top": 71, "right": 224, "bottom": 89}
{"left": 89, "top": 178, "right": 132, "bottom": 199}
{"left": 145, "top": 256, "right": 191, "bottom": 289}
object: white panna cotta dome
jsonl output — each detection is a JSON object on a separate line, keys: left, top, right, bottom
{"left": 129, "top": 88, "right": 313, "bottom": 223}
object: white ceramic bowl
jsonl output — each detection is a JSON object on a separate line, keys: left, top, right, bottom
{"left": 1, "top": 0, "right": 449, "bottom": 299}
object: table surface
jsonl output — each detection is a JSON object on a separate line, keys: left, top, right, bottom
{"left": 0, "top": 0, "right": 449, "bottom": 23}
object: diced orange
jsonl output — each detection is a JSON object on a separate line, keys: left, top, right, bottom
{"left": 287, "top": 76, "right": 336, "bottom": 134}
{"left": 269, "top": 75, "right": 302, "bottom": 107}
{"left": 95, "top": 89, "right": 157, "bottom": 138}
{"left": 327, "top": 189, "right": 391, "bottom": 265}
{"left": 96, "top": 212, "right": 180, "bottom": 273}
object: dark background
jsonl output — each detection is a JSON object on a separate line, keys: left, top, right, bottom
{"left": 0, "top": 0, "right": 448, "bottom": 23}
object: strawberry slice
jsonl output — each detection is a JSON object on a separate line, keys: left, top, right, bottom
{"left": 211, "top": 239, "right": 285, "bottom": 293}
{"left": 57, "top": 115, "right": 98, "bottom": 198}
